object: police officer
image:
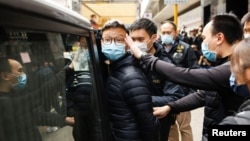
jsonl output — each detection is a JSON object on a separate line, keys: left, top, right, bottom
{"left": 160, "top": 21, "right": 199, "bottom": 141}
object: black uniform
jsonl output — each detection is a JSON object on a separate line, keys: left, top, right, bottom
{"left": 163, "top": 38, "right": 199, "bottom": 94}
{"left": 143, "top": 42, "right": 185, "bottom": 141}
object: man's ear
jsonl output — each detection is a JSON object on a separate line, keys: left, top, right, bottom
{"left": 216, "top": 32, "right": 224, "bottom": 45}
{"left": 245, "top": 67, "right": 250, "bottom": 82}
{"left": 151, "top": 34, "right": 158, "bottom": 42}
{"left": 0, "top": 72, "right": 10, "bottom": 81}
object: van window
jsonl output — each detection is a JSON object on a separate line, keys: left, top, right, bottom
{"left": 0, "top": 28, "right": 103, "bottom": 141}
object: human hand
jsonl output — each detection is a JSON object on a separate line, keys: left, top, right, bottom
{"left": 65, "top": 116, "right": 75, "bottom": 126}
{"left": 125, "top": 34, "right": 143, "bottom": 59}
{"left": 153, "top": 105, "right": 171, "bottom": 119}
{"left": 68, "top": 62, "right": 74, "bottom": 69}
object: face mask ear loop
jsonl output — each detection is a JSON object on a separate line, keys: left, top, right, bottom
{"left": 6, "top": 73, "right": 18, "bottom": 85}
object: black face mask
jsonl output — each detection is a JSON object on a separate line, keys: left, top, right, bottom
{"left": 229, "top": 74, "right": 249, "bottom": 97}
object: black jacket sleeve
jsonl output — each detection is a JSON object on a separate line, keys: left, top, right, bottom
{"left": 152, "top": 81, "right": 185, "bottom": 106}
{"left": 0, "top": 97, "right": 18, "bottom": 141}
{"left": 167, "top": 90, "right": 205, "bottom": 113}
{"left": 141, "top": 54, "right": 231, "bottom": 91}
{"left": 29, "top": 70, "right": 67, "bottom": 127}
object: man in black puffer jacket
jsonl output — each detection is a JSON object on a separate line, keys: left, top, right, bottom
{"left": 129, "top": 18, "right": 185, "bottom": 141}
{"left": 101, "top": 20, "right": 160, "bottom": 141}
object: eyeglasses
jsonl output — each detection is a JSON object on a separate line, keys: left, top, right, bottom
{"left": 102, "top": 38, "right": 125, "bottom": 46}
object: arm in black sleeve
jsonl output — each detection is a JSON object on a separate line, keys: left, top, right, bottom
{"left": 0, "top": 97, "right": 18, "bottom": 141}
{"left": 32, "top": 105, "right": 67, "bottom": 127}
{"left": 141, "top": 54, "right": 231, "bottom": 91}
{"left": 152, "top": 81, "right": 185, "bottom": 106}
{"left": 64, "top": 64, "right": 74, "bottom": 83}
{"left": 29, "top": 87, "right": 67, "bottom": 127}
{"left": 64, "top": 64, "right": 75, "bottom": 116}
{"left": 167, "top": 90, "right": 206, "bottom": 113}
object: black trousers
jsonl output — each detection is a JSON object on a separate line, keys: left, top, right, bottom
{"left": 72, "top": 111, "right": 92, "bottom": 141}
{"left": 159, "top": 114, "right": 176, "bottom": 141}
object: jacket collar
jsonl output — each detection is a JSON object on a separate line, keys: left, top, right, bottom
{"left": 109, "top": 53, "right": 138, "bottom": 72}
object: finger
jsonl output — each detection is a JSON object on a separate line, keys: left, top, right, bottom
{"left": 153, "top": 110, "right": 161, "bottom": 116}
{"left": 153, "top": 107, "right": 159, "bottom": 111}
{"left": 125, "top": 34, "right": 133, "bottom": 46}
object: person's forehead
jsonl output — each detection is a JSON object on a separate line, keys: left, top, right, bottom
{"left": 80, "top": 37, "right": 86, "bottom": 40}
{"left": 8, "top": 59, "right": 22, "bottom": 72}
{"left": 130, "top": 29, "right": 150, "bottom": 38}
{"left": 202, "top": 21, "right": 212, "bottom": 37}
{"left": 244, "top": 21, "right": 250, "bottom": 29}
{"left": 161, "top": 23, "right": 174, "bottom": 31}
{"left": 102, "top": 28, "right": 126, "bottom": 37}
{"left": 80, "top": 37, "right": 86, "bottom": 42}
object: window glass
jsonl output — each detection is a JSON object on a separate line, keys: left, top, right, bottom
{"left": 0, "top": 28, "right": 103, "bottom": 141}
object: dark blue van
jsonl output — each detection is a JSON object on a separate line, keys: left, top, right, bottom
{"left": 0, "top": 0, "right": 110, "bottom": 141}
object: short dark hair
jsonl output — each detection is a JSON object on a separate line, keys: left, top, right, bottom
{"left": 0, "top": 56, "right": 11, "bottom": 73}
{"left": 101, "top": 20, "right": 128, "bottom": 34}
{"left": 211, "top": 13, "right": 243, "bottom": 45}
{"left": 129, "top": 18, "right": 157, "bottom": 37}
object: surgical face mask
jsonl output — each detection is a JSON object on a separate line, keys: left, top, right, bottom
{"left": 201, "top": 42, "right": 217, "bottom": 62}
{"left": 244, "top": 34, "right": 250, "bottom": 39}
{"left": 161, "top": 34, "right": 174, "bottom": 45}
{"left": 134, "top": 42, "right": 149, "bottom": 53}
{"left": 229, "top": 74, "right": 249, "bottom": 97}
{"left": 10, "top": 73, "right": 27, "bottom": 90}
{"left": 101, "top": 43, "right": 126, "bottom": 61}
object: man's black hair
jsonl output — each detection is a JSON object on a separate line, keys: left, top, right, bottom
{"left": 129, "top": 18, "right": 157, "bottom": 37}
{"left": 211, "top": 13, "right": 243, "bottom": 45}
{"left": 101, "top": 20, "right": 128, "bottom": 35}
{"left": 0, "top": 56, "right": 11, "bottom": 73}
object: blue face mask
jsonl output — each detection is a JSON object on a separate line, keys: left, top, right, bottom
{"left": 101, "top": 43, "right": 126, "bottom": 61}
{"left": 161, "top": 34, "right": 174, "bottom": 45}
{"left": 201, "top": 42, "right": 217, "bottom": 62}
{"left": 229, "top": 74, "right": 249, "bottom": 97}
{"left": 11, "top": 74, "right": 27, "bottom": 90}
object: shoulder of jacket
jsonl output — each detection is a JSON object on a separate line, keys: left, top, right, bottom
{"left": 114, "top": 66, "right": 143, "bottom": 80}
{"left": 178, "top": 40, "right": 190, "bottom": 48}
{"left": 223, "top": 61, "right": 230, "bottom": 66}
{"left": 234, "top": 111, "right": 250, "bottom": 124}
